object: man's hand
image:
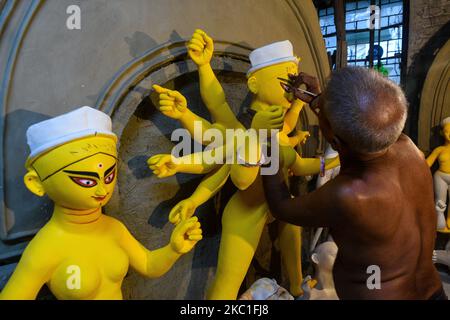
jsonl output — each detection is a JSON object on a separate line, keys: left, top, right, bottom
{"left": 152, "top": 85, "right": 188, "bottom": 119}
{"left": 251, "top": 105, "right": 284, "bottom": 133}
{"left": 147, "top": 154, "right": 178, "bottom": 178}
{"left": 169, "top": 198, "right": 197, "bottom": 225}
{"left": 187, "top": 29, "right": 214, "bottom": 66}
{"left": 170, "top": 217, "right": 202, "bottom": 254}
{"left": 286, "top": 72, "right": 322, "bottom": 104}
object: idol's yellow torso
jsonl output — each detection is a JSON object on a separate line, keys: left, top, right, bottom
{"left": 426, "top": 124, "right": 450, "bottom": 233}
{"left": 0, "top": 208, "right": 134, "bottom": 300}
{"left": 427, "top": 124, "right": 450, "bottom": 173}
{"left": 434, "top": 146, "right": 450, "bottom": 173}
{"left": 203, "top": 130, "right": 324, "bottom": 300}
{"left": 39, "top": 214, "right": 128, "bottom": 300}
{"left": 0, "top": 209, "right": 130, "bottom": 299}
{"left": 1, "top": 203, "right": 200, "bottom": 300}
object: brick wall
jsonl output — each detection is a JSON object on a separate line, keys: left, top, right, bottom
{"left": 404, "top": 0, "right": 450, "bottom": 141}
{"left": 407, "top": 0, "right": 450, "bottom": 68}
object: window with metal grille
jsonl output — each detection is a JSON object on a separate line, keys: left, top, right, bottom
{"left": 318, "top": 0, "right": 405, "bottom": 84}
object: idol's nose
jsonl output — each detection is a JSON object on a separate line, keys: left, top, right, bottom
{"left": 94, "top": 183, "right": 107, "bottom": 197}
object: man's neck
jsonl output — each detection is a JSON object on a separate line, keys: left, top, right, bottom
{"left": 339, "top": 147, "right": 389, "bottom": 171}
{"left": 51, "top": 205, "right": 103, "bottom": 232}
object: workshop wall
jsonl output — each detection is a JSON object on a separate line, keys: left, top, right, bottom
{"left": 0, "top": 0, "right": 329, "bottom": 299}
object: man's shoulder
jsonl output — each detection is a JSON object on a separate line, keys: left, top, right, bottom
{"left": 325, "top": 175, "right": 368, "bottom": 212}
{"left": 396, "top": 134, "right": 420, "bottom": 150}
{"left": 396, "top": 133, "right": 414, "bottom": 147}
{"left": 394, "top": 134, "right": 425, "bottom": 159}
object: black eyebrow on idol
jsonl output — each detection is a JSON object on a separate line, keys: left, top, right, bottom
{"left": 63, "top": 170, "right": 100, "bottom": 179}
{"left": 104, "top": 163, "right": 116, "bottom": 176}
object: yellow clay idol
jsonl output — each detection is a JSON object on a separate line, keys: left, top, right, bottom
{"left": 148, "top": 30, "right": 339, "bottom": 299}
{"left": 427, "top": 117, "right": 450, "bottom": 232}
{"left": 0, "top": 106, "right": 202, "bottom": 300}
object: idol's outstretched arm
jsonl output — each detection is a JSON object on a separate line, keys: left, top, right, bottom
{"left": 119, "top": 217, "right": 202, "bottom": 278}
{"left": 152, "top": 84, "right": 226, "bottom": 145}
{"left": 281, "top": 100, "right": 310, "bottom": 147}
{"left": 262, "top": 168, "right": 340, "bottom": 227}
{"left": 187, "top": 29, "right": 243, "bottom": 130}
{"left": 283, "top": 100, "right": 303, "bottom": 133}
{"left": 168, "top": 164, "right": 231, "bottom": 224}
{"left": 288, "top": 152, "right": 340, "bottom": 177}
{"left": 147, "top": 144, "right": 229, "bottom": 178}
{"left": 426, "top": 146, "right": 443, "bottom": 167}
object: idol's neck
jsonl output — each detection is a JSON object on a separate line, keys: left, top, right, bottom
{"left": 315, "top": 268, "right": 335, "bottom": 291}
{"left": 250, "top": 98, "right": 290, "bottom": 115}
{"left": 250, "top": 99, "right": 271, "bottom": 112}
{"left": 51, "top": 204, "right": 103, "bottom": 232}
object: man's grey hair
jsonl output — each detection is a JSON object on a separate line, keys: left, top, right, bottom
{"left": 322, "top": 67, "right": 408, "bottom": 153}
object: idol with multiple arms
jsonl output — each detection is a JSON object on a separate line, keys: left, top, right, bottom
{"left": 148, "top": 29, "right": 339, "bottom": 299}
{"left": 0, "top": 107, "right": 202, "bottom": 300}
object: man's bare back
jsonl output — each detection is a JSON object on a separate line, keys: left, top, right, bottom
{"left": 262, "top": 67, "right": 443, "bottom": 299}
{"left": 329, "top": 134, "right": 441, "bottom": 299}
{"left": 263, "top": 134, "right": 443, "bottom": 299}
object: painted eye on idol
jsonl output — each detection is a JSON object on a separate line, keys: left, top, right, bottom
{"left": 70, "top": 177, "right": 98, "bottom": 188}
{"left": 104, "top": 170, "right": 115, "bottom": 184}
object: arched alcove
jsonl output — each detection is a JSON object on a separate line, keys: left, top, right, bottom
{"left": 100, "top": 51, "right": 314, "bottom": 299}
{"left": 405, "top": 21, "right": 450, "bottom": 150}
{"left": 417, "top": 38, "right": 450, "bottom": 153}
{"left": 0, "top": 0, "right": 330, "bottom": 298}
{"left": 105, "top": 55, "right": 252, "bottom": 299}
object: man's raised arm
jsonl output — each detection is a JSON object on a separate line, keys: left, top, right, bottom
{"left": 261, "top": 168, "right": 340, "bottom": 227}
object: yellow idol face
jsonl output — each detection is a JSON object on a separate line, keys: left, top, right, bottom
{"left": 443, "top": 123, "right": 450, "bottom": 142}
{"left": 250, "top": 61, "right": 298, "bottom": 110}
{"left": 42, "top": 153, "right": 117, "bottom": 210}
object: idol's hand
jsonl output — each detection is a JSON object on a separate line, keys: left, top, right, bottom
{"left": 169, "top": 198, "right": 197, "bottom": 225}
{"left": 187, "top": 29, "right": 214, "bottom": 66}
{"left": 251, "top": 105, "right": 284, "bottom": 133}
{"left": 152, "top": 85, "right": 188, "bottom": 119}
{"left": 170, "top": 217, "right": 202, "bottom": 254}
{"left": 281, "top": 130, "right": 310, "bottom": 147}
{"left": 293, "top": 130, "right": 310, "bottom": 145}
{"left": 147, "top": 154, "right": 179, "bottom": 178}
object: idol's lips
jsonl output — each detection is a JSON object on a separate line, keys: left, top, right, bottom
{"left": 92, "top": 195, "right": 107, "bottom": 201}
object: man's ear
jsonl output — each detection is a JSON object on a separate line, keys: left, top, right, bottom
{"left": 311, "top": 253, "right": 319, "bottom": 265}
{"left": 24, "top": 169, "right": 45, "bottom": 197}
{"left": 247, "top": 76, "right": 258, "bottom": 94}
